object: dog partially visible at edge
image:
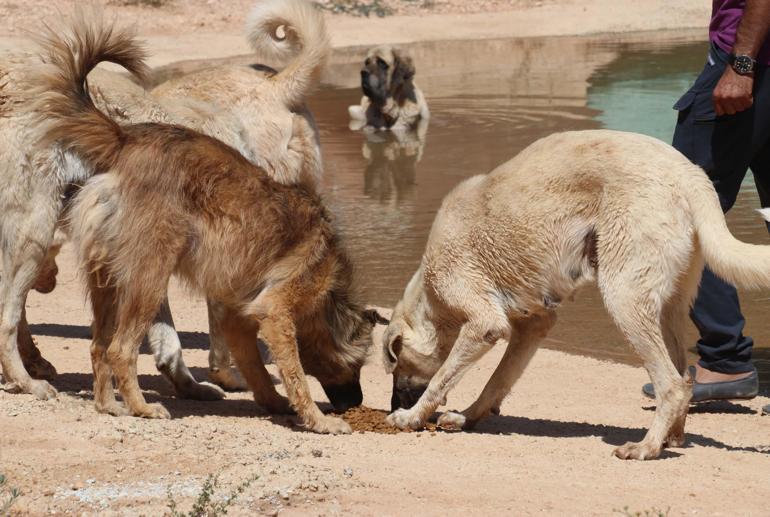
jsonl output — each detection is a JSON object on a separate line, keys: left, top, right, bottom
{"left": 381, "top": 129, "right": 770, "bottom": 459}
{"left": 32, "top": 13, "right": 385, "bottom": 433}
{"left": 348, "top": 45, "right": 429, "bottom": 134}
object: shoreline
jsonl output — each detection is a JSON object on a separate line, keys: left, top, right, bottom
{"left": 0, "top": 0, "right": 711, "bottom": 67}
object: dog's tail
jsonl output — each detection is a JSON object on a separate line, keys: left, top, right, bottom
{"left": 682, "top": 164, "right": 770, "bottom": 289}
{"left": 32, "top": 10, "right": 150, "bottom": 173}
{"left": 245, "top": 0, "right": 330, "bottom": 107}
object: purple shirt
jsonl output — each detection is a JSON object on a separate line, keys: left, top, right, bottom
{"left": 710, "top": 0, "right": 770, "bottom": 65}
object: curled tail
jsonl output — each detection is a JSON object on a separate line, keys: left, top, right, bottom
{"left": 681, "top": 163, "right": 770, "bottom": 289}
{"left": 246, "top": 0, "right": 330, "bottom": 107}
{"left": 32, "top": 10, "right": 150, "bottom": 173}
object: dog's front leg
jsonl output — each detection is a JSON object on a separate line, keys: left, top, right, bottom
{"left": 146, "top": 298, "right": 225, "bottom": 401}
{"left": 257, "top": 305, "right": 351, "bottom": 435}
{"left": 438, "top": 312, "right": 557, "bottom": 430}
{"left": 387, "top": 319, "right": 510, "bottom": 431}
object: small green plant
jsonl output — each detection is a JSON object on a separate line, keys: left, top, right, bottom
{"left": 614, "top": 506, "right": 670, "bottom": 517}
{"left": 316, "top": 0, "right": 394, "bottom": 18}
{"left": 0, "top": 474, "right": 21, "bottom": 517}
{"left": 166, "top": 473, "right": 259, "bottom": 517}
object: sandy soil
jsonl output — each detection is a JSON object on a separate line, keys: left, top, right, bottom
{"left": 1, "top": 246, "right": 768, "bottom": 515}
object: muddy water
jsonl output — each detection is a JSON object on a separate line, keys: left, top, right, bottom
{"left": 157, "top": 32, "right": 769, "bottom": 381}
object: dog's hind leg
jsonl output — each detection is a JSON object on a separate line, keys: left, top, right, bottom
{"left": 216, "top": 306, "right": 291, "bottom": 414}
{"left": 205, "top": 299, "right": 248, "bottom": 392}
{"left": 600, "top": 265, "right": 691, "bottom": 459}
{"left": 0, "top": 214, "right": 58, "bottom": 399}
{"left": 146, "top": 298, "right": 225, "bottom": 401}
{"left": 659, "top": 245, "right": 703, "bottom": 447}
{"left": 17, "top": 306, "right": 57, "bottom": 380}
{"left": 437, "top": 311, "right": 557, "bottom": 430}
{"left": 88, "top": 279, "right": 127, "bottom": 416}
{"left": 388, "top": 309, "right": 511, "bottom": 431}
{"left": 104, "top": 269, "right": 175, "bottom": 419}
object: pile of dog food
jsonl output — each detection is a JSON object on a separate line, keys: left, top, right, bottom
{"left": 336, "top": 406, "right": 438, "bottom": 434}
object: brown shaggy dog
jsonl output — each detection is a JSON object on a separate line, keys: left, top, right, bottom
{"left": 33, "top": 16, "right": 381, "bottom": 433}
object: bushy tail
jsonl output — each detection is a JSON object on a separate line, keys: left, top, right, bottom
{"left": 246, "top": 0, "right": 330, "bottom": 107}
{"left": 32, "top": 9, "right": 150, "bottom": 173}
{"left": 681, "top": 163, "right": 770, "bottom": 289}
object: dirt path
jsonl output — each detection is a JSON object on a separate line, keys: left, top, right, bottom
{"left": 1, "top": 246, "right": 769, "bottom": 515}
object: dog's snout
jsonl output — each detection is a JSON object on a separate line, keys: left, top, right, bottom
{"left": 390, "top": 376, "right": 426, "bottom": 412}
{"left": 323, "top": 378, "right": 363, "bottom": 413}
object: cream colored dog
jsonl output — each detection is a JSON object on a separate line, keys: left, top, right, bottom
{"left": 382, "top": 130, "right": 770, "bottom": 460}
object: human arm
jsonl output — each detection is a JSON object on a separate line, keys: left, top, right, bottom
{"left": 713, "top": 0, "right": 770, "bottom": 115}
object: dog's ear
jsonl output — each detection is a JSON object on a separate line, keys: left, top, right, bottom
{"left": 382, "top": 326, "right": 403, "bottom": 373}
{"left": 389, "top": 51, "right": 416, "bottom": 99}
{"left": 363, "top": 308, "right": 390, "bottom": 326}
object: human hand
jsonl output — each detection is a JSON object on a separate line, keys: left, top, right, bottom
{"left": 713, "top": 66, "right": 754, "bottom": 116}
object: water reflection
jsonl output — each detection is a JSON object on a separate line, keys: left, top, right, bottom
{"left": 360, "top": 124, "right": 426, "bottom": 205}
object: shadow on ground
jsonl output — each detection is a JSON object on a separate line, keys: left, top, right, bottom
{"left": 467, "top": 414, "right": 769, "bottom": 458}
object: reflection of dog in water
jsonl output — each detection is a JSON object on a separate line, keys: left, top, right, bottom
{"left": 349, "top": 45, "right": 429, "bottom": 132}
{"left": 362, "top": 130, "right": 427, "bottom": 205}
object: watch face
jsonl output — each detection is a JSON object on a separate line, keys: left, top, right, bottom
{"left": 734, "top": 55, "right": 755, "bottom": 74}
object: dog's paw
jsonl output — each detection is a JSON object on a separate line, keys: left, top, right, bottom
{"left": 308, "top": 415, "right": 352, "bottom": 435}
{"left": 665, "top": 432, "right": 686, "bottom": 448}
{"left": 134, "top": 403, "right": 171, "bottom": 420}
{"left": 208, "top": 367, "right": 248, "bottom": 392}
{"left": 386, "top": 408, "right": 424, "bottom": 431}
{"left": 96, "top": 400, "right": 129, "bottom": 417}
{"left": 27, "top": 379, "right": 58, "bottom": 400}
{"left": 437, "top": 411, "right": 466, "bottom": 431}
{"left": 2, "top": 378, "right": 58, "bottom": 400}
{"left": 613, "top": 441, "right": 662, "bottom": 461}
{"left": 179, "top": 380, "right": 226, "bottom": 401}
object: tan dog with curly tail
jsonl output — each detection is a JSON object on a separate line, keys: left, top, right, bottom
{"left": 383, "top": 130, "right": 770, "bottom": 459}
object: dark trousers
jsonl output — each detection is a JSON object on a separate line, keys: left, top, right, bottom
{"left": 672, "top": 43, "right": 770, "bottom": 374}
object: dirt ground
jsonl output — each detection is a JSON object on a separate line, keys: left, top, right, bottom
{"left": 2, "top": 0, "right": 769, "bottom": 515}
{"left": 2, "top": 246, "right": 769, "bottom": 515}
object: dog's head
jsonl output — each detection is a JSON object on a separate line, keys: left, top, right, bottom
{"left": 296, "top": 274, "right": 389, "bottom": 413}
{"left": 360, "top": 45, "right": 417, "bottom": 108}
{"left": 381, "top": 272, "right": 448, "bottom": 412}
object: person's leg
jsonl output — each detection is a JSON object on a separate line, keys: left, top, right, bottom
{"left": 672, "top": 44, "right": 758, "bottom": 380}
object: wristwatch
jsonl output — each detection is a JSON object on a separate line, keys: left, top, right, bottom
{"left": 729, "top": 53, "right": 756, "bottom": 75}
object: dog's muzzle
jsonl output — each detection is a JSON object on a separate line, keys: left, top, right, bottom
{"left": 323, "top": 375, "right": 363, "bottom": 413}
{"left": 390, "top": 375, "right": 427, "bottom": 412}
